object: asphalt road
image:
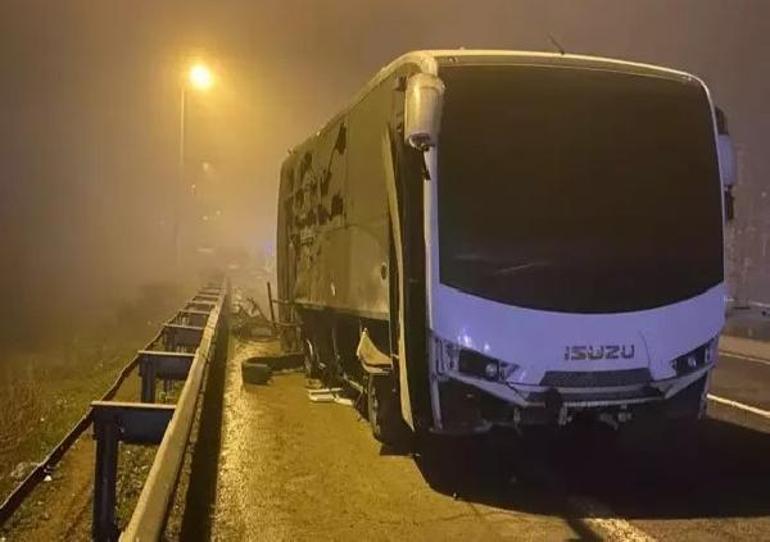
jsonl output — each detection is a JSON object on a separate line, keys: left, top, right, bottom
{"left": 204, "top": 337, "right": 770, "bottom": 541}
{"left": 712, "top": 353, "right": 770, "bottom": 410}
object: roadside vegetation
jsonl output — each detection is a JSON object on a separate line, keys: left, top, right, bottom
{"left": 0, "top": 282, "right": 186, "bottom": 499}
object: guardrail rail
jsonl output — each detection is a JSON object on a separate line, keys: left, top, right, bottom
{"left": 117, "top": 283, "right": 228, "bottom": 541}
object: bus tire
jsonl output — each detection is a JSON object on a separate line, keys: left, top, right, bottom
{"left": 367, "top": 374, "right": 408, "bottom": 446}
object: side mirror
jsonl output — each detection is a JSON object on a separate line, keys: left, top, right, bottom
{"left": 404, "top": 73, "right": 445, "bottom": 150}
{"left": 718, "top": 134, "right": 737, "bottom": 188}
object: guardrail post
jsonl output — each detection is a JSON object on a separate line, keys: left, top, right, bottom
{"left": 93, "top": 416, "right": 120, "bottom": 542}
{"left": 91, "top": 401, "right": 175, "bottom": 540}
{"left": 141, "top": 358, "right": 157, "bottom": 403}
{"left": 164, "top": 326, "right": 177, "bottom": 352}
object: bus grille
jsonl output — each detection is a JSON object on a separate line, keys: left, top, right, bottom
{"left": 540, "top": 368, "right": 652, "bottom": 388}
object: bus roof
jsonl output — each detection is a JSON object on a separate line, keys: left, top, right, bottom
{"left": 288, "top": 49, "right": 702, "bottom": 155}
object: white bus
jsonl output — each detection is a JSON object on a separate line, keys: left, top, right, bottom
{"left": 277, "top": 50, "right": 735, "bottom": 443}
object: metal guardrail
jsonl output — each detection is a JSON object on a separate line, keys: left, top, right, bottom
{"left": 118, "top": 282, "right": 227, "bottom": 541}
{"left": 0, "top": 281, "right": 228, "bottom": 541}
{"left": 90, "top": 282, "right": 228, "bottom": 541}
{"left": 726, "top": 296, "right": 770, "bottom": 311}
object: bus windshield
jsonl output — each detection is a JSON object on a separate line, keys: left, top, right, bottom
{"left": 437, "top": 64, "right": 723, "bottom": 313}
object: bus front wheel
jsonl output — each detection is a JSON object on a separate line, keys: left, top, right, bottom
{"left": 367, "top": 374, "right": 408, "bottom": 446}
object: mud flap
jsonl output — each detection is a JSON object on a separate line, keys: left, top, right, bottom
{"left": 356, "top": 329, "right": 392, "bottom": 375}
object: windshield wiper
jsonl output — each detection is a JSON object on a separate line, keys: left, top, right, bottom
{"left": 492, "top": 261, "right": 551, "bottom": 276}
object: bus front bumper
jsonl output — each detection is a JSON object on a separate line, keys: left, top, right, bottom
{"left": 429, "top": 364, "right": 713, "bottom": 434}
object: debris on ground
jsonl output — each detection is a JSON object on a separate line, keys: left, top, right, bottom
{"left": 307, "top": 387, "right": 354, "bottom": 405}
{"left": 258, "top": 353, "right": 304, "bottom": 372}
{"left": 232, "top": 297, "right": 274, "bottom": 341}
{"left": 9, "top": 462, "right": 36, "bottom": 481}
{"left": 307, "top": 387, "right": 344, "bottom": 403}
{"left": 241, "top": 360, "right": 272, "bottom": 385}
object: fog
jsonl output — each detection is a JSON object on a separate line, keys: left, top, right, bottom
{"left": 1, "top": 0, "right": 768, "bottom": 345}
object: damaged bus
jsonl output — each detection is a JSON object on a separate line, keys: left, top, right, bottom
{"left": 277, "top": 50, "right": 736, "bottom": 443}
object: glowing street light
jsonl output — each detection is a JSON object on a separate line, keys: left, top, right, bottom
{"left": 174, "top": 60, "right": 216, "bottom": 269}
{"left": 188, "top": 63, "right": 214, "bottom": 91}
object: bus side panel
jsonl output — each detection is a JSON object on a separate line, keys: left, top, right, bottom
{"left": 343, "top": 81, "right": 394, "bottom": 319}
{"left": 280, "top": 121, "right": 348, "bottom": 313}
{"left": 282, "top": 80, "right": 394, "bottom": 320}
{"left": 277, "top": 158, "right": 297, "bottom": 324}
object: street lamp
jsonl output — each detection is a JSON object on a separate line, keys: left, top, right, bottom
{"left": 189, "top": 64, "right": 214, "bottom": 91}
{"left": 174, "top": 62, "right": 215, "bottom": 270}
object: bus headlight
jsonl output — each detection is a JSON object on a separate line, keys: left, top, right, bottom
{"left": 458, "top": 348, "right": 518, "bottom": 383}
{"left": 483, "top": 361, "right": 499, "bottom": 380}
{"left": 433, "top": 335, "right": 518, "bottom": 382}
{"left": 671, "top": 337, "right": 717, "bottom": 376}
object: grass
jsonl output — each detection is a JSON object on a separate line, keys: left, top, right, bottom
{"left": 0, "top": 283, "right": 187, "bottom": 499}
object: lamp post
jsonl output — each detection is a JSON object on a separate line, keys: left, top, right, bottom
{"left": 175, "top": 62, "right": 214, "bottom": 270}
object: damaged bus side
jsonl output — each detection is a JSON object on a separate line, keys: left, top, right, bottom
{"left": 277, "top": 54, "right": 432, "bottom": 442}
{"left": 277, "top": 50, "right": 735, "bottom": 444}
